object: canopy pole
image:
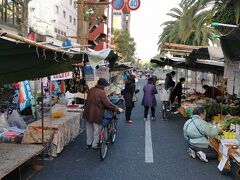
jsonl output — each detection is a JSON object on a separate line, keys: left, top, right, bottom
{"left": 49, "top": 78, "right": 53, "bottom": 157}
{"left": 41, "top": 78, "right": 44, "bottom": 163}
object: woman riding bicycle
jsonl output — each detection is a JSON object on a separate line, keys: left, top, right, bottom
{"left": 83, "top": 78, "right": 124, "bottom": 150}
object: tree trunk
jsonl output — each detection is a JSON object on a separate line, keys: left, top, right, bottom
{"left": 17, "top": 0, "right": 29, "bottom": 37}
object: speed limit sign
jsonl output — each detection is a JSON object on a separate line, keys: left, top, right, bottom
{"left": 127, "top": 0, "right": 141, "bottom": 11}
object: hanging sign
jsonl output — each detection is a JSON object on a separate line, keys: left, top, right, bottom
{"left": 111, "top": 0, "right": 125, "bottom": 10}
{"left": 127, "top": 0, "right": 140, "bottom": 11}
{"left": 84, "top": 65, "right": 94, "bottom": 81}
{"left": 96, "top": 66, "right": 110, "bottom": 80}
{"left": 19, "top": 81, "right": 33, "bottom": 112}
{"left": 51, "top": 72, "right": 73, "bottom": 81}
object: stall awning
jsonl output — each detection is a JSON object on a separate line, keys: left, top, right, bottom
{"left": 151, "top": 57, "right": 224, "bottom": 74}
{"left": 220, "top": 27, "right": 240, "bottom": 62}
{"left": 0, "top": 37, "right": 84, "bottom": 84}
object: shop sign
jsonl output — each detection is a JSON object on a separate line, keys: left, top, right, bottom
{"left": 96, "top": 66, "right": 109, "bottom": 80}
{"left": 51, "top": 72, "right": 73, "bottom": 81}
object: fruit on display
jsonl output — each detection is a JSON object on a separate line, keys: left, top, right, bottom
{"left": 220, "top": 116, "right": 240, "bottom": 130}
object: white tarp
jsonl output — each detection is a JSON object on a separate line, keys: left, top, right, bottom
{"left": 85, "top": 48, "right": 112, "bottom": 59}
{"left": 208, "top": 47, "right": 224, "bottom": 61}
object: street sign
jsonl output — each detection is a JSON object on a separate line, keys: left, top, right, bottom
{"left": 111, "top": 0, "right": 124, "bottom": 10}
{"left": 126, "top": 0, "right": 140, "bottom": 11}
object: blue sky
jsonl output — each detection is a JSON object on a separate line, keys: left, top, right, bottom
{"left": 130, "top": 0, "right": 181, "bottom": 61}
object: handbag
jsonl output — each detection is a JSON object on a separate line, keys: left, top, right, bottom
{"left": 132, "top": 93, "right": 137, "bottom": 102}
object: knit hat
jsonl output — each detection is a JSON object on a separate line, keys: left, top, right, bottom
{"left": 97, "top": 78, "right": 110, "bottom": 87}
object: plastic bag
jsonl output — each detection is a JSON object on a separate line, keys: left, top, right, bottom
{"left": 7, "top": 110, "right": 26, "bottom": 129}
{"left": 51, "top": 104, "right": 67, "bottom": 118}
{"left": 0, "top": 113, "right": 9, "bottom": 127}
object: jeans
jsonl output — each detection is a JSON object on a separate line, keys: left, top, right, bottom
{"left": 144, "top": 106, "right": 155, "bottom": 118}
{"left": 125, "top": 107, "right": 133, "bottom": 120}
{"left": 190, "top": 145, "right": 218, "bottom": 160}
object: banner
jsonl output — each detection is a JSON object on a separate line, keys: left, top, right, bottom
{"left": 19, "top": 81, "right": 33, "bottom": 111}
{"left": 51, "top": 72, "right": 73, "bottom": 81}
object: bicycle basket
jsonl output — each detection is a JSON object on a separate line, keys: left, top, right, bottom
{"left": 160, "top": 93, "right": 170, "bottom": 101}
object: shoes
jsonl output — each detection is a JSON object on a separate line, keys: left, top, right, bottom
{"left": 92, "top": 146, "right": 100, "bottom": 151}
{"left": 126, "top": 120, "right": 133, "bottom": 123}
{"left": 144, "top": 118, "right": 148, "bottom": 121}
{"left": 196, "top": 151, "right": 208, "bottom": 162}
{"left": 86, "top": 145, "right": 92, "bottom": 150}
{"left": 151, "top": 117, "right": 155, "bottom": 121}
{"left": 188, "top": 147, "right": 196, "bottom": 159}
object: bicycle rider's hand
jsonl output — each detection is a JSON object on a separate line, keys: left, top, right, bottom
{"left": 117, "top": 108, "right": 124, "bottom": 113}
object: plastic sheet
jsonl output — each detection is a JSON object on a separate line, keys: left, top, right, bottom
{"left": 7, "top": 110, "right": 26, "bottom": 129}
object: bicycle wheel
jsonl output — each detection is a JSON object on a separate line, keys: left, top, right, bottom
{"left": 110, "top": 117, "right": 117, "bottom": 144}
{"left": 100, "top": 127, "right": 108, "bottom": 160}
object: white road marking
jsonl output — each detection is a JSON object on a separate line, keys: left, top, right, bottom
{"left": 145, "top": 117, "right": 154, "bottom": 163}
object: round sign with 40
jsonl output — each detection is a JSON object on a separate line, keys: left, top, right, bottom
{"left": 127, "top": 0, "right": 141, "bottom": 11}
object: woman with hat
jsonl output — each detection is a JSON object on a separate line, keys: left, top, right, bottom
{"left": 83, "top": 78, "right": 124, "bottom": 150}
{"left": 141, "top": 77, "right": 158, "bottom": 121}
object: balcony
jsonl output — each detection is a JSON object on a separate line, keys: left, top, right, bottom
{"left": 88, "top": 23, "right": 107, "bottom": 41}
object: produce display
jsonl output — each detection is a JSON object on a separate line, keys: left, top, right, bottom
{"left": 220, "top": 116, "right": 240, "bottom": 131}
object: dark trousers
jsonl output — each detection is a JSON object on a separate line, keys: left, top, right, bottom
{"left": 170, "top": 94, "right": 181, "bottom": 107}
{"left": 190, "top": 145, "right": 218, "bottom": 160}
{"left": 144, "top": 106, "right": 155, "bottom": 118}
{"left": 125, "top": 107, "right": 133, "bottom": 120}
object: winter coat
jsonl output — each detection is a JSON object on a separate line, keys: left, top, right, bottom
{"left": 123, "top": 79, "right": 136, "bottom": 108}
{"left": 83, "top": 86, "right": 118, "bottom": 124}
{"left": 183, "top": 115, "right": 219, "bottom": 148}
{"left": 141, "top": 84, "right": 158, "bottom": 107}
{"left": 165, "top": 73, "right": 175, "bottom": 90}
{"left": 172, "top": 82, "right": 183, "bottom": 97}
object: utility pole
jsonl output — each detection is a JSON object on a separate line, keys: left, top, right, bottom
{"left": 76, "top": 0, "right": 111, "bottom": 45}
{"left": 77, "top": 0, "right": 85, "bottom": 45}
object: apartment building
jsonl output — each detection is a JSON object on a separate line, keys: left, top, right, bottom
{"left": 28, "top": 0, "right": 77, "bottom": 44}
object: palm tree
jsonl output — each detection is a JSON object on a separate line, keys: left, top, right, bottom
{"left": 158, "top": 0, "right": 215, "bottom": 47}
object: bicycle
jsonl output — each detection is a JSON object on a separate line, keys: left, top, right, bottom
{"left": 99, "top": 112, "right": 118, "bottom": 160}
{"left": 159, "top": 89, "right": 171, "bottom": 120}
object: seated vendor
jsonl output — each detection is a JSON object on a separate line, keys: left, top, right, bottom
{"left": 183, "top": 107, "right": 222, "bottom": 162}
{"left": 203, "top": 85, "right": 222, "bottom": 99}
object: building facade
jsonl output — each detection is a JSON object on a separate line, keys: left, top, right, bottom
{"left": 28, "top": 0, "right": 77, "bottom": 44}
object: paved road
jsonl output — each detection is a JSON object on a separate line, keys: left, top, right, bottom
{"left": 32, "top": 79, "right": 231, "bottom": 180}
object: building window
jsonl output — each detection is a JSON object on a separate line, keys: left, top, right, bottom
{"left": 69, "top": 15, "right": 72, "bottom": 23}
{"left": 70, "top": 0, "right": 72, "bottom": 5}
{"left": 57, "top": 29, "right": 60, "bottom": 34}
{"left": 54, "top": 27, "right": 58, "bottom": 33}
{"left": 73, "top": 18, "right": 76, "bottom": 25}
{"left": 55, "top": 5, "right": 59, "bottom": 14}
{"left": 63, "top": 10, "right": 66, "bottom": 18}
{"left": 64, "top": 32, "right": 66, "bottom": 36}
{"left": 61, "top": 31, "right": 64, "bottom": 35}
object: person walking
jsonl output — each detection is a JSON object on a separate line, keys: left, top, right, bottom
{"left": 83, "top": 78, "right": 123, "bottom": 150}
{"left": 165, "top": 71, "right": 176, "bottom": 90}
{"left": 170, "top": 77, "right": 185, "bottom": 108}
{"left": 142, "top": 77, "right": 158, "bottom": 121}
{"left": 123, "top": 74, "right": 138, "bottom": 124}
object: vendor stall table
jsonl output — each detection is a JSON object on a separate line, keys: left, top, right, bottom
{"left": 22, "top": 112, "right": 80, "bottom": 157}
{"left": 0, "top": 143, "right": 44, "bottom": 179}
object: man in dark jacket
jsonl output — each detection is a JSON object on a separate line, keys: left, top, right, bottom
{"left": 170, "top": 77, "right": 185, "bottom": 107}
{"left": 165, "top": 71, "right": 176, "bottom": 90}
{"left": 83, "top": 78, "right": 123, "bottom": 149}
